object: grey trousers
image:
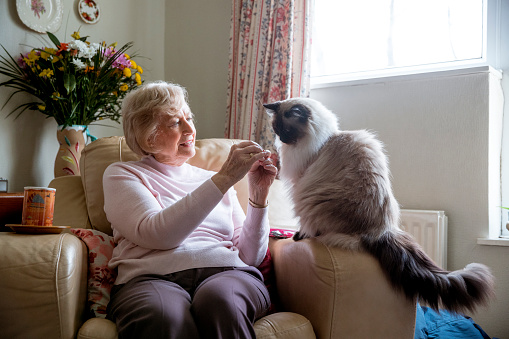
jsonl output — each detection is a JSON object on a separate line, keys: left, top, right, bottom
{"left": 107, "top": 266, "right": 270, "bottom": 339}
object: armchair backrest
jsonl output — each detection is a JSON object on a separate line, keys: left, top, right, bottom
{"left": 78, "top": 136, "right": 250, "bottom": 235}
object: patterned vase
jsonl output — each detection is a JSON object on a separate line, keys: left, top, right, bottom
{"left": 54, "top": 125, "right": 87, "bottom": 177}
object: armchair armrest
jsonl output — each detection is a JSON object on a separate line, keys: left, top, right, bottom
{"left": 270, "top": 238, "right": 416, "bottom": 339}
{"left": 0, "top": 232, "right": 88, "bottom": 339}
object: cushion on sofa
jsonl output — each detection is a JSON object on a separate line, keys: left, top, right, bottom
{"left": 71, "top": 228, "right": 117, "bottom": 318}
{"left": 50, "top": 175, "right": 91, "bottom": 229}
{"left": 80, "top": 136, "right": 140, "bottom": 236}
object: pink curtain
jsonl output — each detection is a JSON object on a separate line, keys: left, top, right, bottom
{"left": 225, "top": 0, "right": 312, "bottom": 151}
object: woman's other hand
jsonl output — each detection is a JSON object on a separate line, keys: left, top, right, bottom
{"left": 247, "top": 149, "right": 277, "bottom": 206}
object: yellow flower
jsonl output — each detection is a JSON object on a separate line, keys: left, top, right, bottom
{"left": 24, "top": 50, "right": 40, "bottom": 66}
{"left": 58, "top": 67, "right": 64, "bottom": 71}
{"left": 130, "top": 60, "right": 137, "bottom": 69}
{"left": 124, "top": 53, "right": 130, "bottom": 59}
{"left": 123, "top": 68, "right": 132, "bottom": 77}
{"left": 52, "top": 92, "right": 60, "bottom": 100}
{"left": 119, "top": 84, "right": 129, "bottom": 91}
{"left": 39, "top": 69, "right": 54, "bottom": 78}
{"left": 137, "top": 65, "right": 143, "bottom": 74}
{"left": 71, "top": 31, "right": 81, "bottom": 40}
{"left": 40, "top": 48, "right": 55, "bottom": 60}
{"left": 135, "top": 73, "right": 142, "bottom": 85}
{"left": 38, "top": 105, "right": 45, "bottom": 111}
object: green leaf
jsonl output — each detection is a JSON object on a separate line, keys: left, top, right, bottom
{"left": 63, "top": 73, "right": 76, "bottom": 94}
{"left": 47, "top": 32, "right": 61, "bottom": 47}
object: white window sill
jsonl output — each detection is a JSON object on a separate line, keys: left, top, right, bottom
{"left": 310, "top": 65, "right": 502, "bottom": 89}
{"left": 477, "top": 237, "right": 509, "bottom": 247}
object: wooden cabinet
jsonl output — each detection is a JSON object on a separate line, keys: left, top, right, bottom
{"left": 0, "top": 193, "right": 23, "bottom": 231}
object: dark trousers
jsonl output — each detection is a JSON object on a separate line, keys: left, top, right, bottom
{"left": 107, "top": 266, "right": 270, "bottom": 339}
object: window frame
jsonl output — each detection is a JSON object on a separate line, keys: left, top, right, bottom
{"left": 310, "top": 0, "right": 501, "bottom": 89}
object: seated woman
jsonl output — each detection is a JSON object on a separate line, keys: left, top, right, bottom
{"left": 104, "top": 81, "right": 277, "bottom": 339}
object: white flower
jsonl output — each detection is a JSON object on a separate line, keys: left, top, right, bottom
{"left": 69, "top": 40, "right": 98, "bottom": 59}
{"left": 72, "top": 58, "right": 86, "bottom": 69}
{"left": 90, "top": 43, "right": 101, "bottom": 51}
{"left": 68, "top": 39, "right": 88, "bottom": 52}
{"left": 79, "top": 46, "right": 97, "bottom": 59}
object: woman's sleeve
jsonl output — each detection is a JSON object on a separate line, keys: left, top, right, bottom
{"left": 103, "top": 164, "right": 223, "bottom": 250}
{"left": 230, "top": 192, "right": 270, "bottom": 266}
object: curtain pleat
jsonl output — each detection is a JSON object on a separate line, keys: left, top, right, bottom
{"left": 225, "top": 0, "right": 312, "bottom": 151}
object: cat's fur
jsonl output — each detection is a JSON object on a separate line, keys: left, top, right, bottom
{"left": 265, "top": 98, "right": 495, "bottom": 314}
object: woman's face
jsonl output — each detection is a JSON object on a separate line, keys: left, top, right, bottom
{"left": 152, "top": 105, "right": 196, "bottom": 166}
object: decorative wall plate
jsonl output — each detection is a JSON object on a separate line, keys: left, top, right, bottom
{"left": 16, "top": 0, "right": 63, "bottom": 33}
{"left": 78, "top": 0, "right": 100, "bottom": 24}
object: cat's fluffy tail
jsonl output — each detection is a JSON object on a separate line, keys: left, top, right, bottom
{"left": 361, "top": 230, "right": 495, "bottom": 314}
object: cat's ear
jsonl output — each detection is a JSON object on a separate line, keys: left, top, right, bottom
{"left": 263, "top": 102, "right": 280, "bottom": 116}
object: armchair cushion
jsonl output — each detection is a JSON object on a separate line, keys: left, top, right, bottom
{"left": 80, "top": 137, "right": 140, "bottom": 236}
{"left": 49, "top": 175, "right": 90, "bottom": 229}
{"left": 71, "top": 229, "right": 117, "bottom": 318}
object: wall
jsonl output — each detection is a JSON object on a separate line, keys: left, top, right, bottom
{"left": 164, "top": 0, "right": 232, "bottom": 140}
{"left": 0, "top": 0, "right": 166, "bottom": 191}
{"left": 310, "top": 69, "right": 509, "bottom": 337}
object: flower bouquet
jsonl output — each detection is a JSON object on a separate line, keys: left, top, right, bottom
{"left": 0, "top": 30, "right": 144, "bottom": 177}
{"left": 0, "top": 30, "right": 143, "bottom": 128}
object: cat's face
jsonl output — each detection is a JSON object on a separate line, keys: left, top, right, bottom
{"left": 264, "top": 98, "right": 312, "bottom": 145}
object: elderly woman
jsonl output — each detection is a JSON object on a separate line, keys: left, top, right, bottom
{"left": 103, "top": 81, "right": 277, "bottom": 339}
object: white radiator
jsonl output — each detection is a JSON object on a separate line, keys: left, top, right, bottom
{"left": 400, "top": 209, "right": 448, "bottom": 269}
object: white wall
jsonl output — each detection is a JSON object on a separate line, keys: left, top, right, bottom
{"left": 164, "top": 0, "right": 231, "bottom": 141}
{"left": 0, "top": 0, "right": 165, "bottom": 191}
{"left": 310, "top": 69, "right": 509, "bottom": 337}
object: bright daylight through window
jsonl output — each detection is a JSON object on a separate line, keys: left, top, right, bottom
{"left": 311, "top": 0, "right": 485, "bottom": 83}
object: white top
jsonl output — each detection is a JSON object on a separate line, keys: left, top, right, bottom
{"left": 103, "top": 155, "right": 269, "bottom": 284}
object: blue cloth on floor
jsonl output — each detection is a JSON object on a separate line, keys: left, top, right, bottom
{"left": 414, "top": 303, "right": 493, "bottom": 339}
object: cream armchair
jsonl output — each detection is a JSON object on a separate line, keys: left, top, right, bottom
{"left": 0, "top": 137, "right": 416, "bottom": 339}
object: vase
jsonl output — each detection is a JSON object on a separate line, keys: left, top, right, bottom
{"left": 54, "top": 125, "right": 87, "bottom": 177}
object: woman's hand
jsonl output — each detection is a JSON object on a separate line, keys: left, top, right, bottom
{"left": 247, "top": 150, "right": 277, "bottom": 206}
{"left": 211, "top": 141, "right": 274, "bottom": 194}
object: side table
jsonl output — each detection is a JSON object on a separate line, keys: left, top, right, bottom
{"left": 0, "top": 193, "right": 23, "bottom": 232}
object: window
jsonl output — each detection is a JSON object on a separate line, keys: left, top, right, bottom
{"left": 311, "top": 0, "right": 486, "bottom": 84}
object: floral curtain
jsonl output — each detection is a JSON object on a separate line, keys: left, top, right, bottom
{"left": 225, "top": 0, "right": 312, "bottom": 151}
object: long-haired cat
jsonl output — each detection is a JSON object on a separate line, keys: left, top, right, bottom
{"left": 264, "top": 98, "right": 494, "bottom": 314}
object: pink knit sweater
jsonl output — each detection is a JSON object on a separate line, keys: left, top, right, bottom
{"left": 103, "top": 155, "right": 269, "bottom": 285}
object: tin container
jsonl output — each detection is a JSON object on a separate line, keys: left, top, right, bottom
{"left": 21, "top": 187, "right": 56, "bottom": 226}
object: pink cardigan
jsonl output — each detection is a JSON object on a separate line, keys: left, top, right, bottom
{"left": 103, "top": 155, "right": 269, "bottom": 285}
